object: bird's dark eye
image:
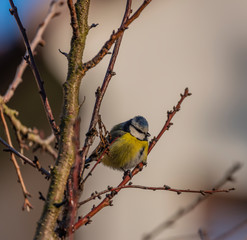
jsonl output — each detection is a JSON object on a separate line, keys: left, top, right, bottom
{"left": 130, "top": 124, "right": 147, "bottom": 135}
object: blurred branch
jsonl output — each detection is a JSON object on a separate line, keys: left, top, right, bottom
{"left": 213, "top": 218, "right": 247, "bottom": 240}
{"left": 142, "top": 162, "right": 242, "bottom": 240}
{"left": 1, "top": 100, "right": 57, "bottom": 159}
{"left": 0, "top": 108, "right": 32, "bottom": 211}
{"left": 78, "top": 184, "right": 234, "bottom": 207}
{"left": 4, "top": 0, "right": 64, "bottom": 104}
{"left": 74, "top": 88, "right": 190, "bottom": 230}
{"left": 8, "top": 0, "right": 60, "bottom": 139}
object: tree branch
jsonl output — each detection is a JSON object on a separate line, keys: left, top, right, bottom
{"left": 142, "top": 162, "right": 242, "bottom": 240}
{"left": 0, "top": 136, "right": 51, "bottom": 178}
{"left": 74, "top": 88, "right": 190, "bottom": 230}
{"left": 8, "top": 0, "right": 60, "bottom": 139}
{"left": 4, "top": 0, "right": 64, "bottom": 103}
{"left": 79, "top": 0, "right": 133, "bottom": 178}
{"left": 0, "top": 108, "right": 32, "bottom": 211}
{"left": 78, "top": 184, "right": 234, "bottom": 207}
{"left": 33, "top": 0, "right": 91, "bottom": 239}
{"left": 82, "top": 0, "right": 152, "bottom": 72}
{"left": 1, "top": 100, "right": 57, "bottom": 159}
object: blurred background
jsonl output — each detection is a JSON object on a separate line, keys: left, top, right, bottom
{"left": 0, "top": 0, "right": 247, "bottom": 239}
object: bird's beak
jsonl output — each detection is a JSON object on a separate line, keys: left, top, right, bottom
{"left": 146, "top": 132, "right": 151, "bottom": 137}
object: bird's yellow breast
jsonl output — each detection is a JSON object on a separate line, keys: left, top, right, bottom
{"left": 102, "top": 132, "right": 148, "bottom": 170}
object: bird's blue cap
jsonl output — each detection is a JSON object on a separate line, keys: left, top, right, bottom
{"left": 131, "top": 116, "right": 150, "bottom": 136}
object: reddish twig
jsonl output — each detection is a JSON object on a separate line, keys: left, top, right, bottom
{"left": 142, "top": 162, "right": 242, "bottom": 240}
{"left": 82, "top": 0, "right": 152, "bottom": 71}
{"left": 74, "top": 88, "right": 191, "bottom": 230}
{"left": 4, "top": 0, "right": 64, "bottom": 103}
{"left": 8, "top": 0, "right": 59, "bottom": 139}
{"left": 67, "top": 0, "right": 79, "bottom": 38}
{"left": 78, "top": 185, "right": 234, "bottom": 207}
{"left": 0, "top": 108, "right": 32, "bottom": 211}
{"left": 67, "top": 118, "right": 81, "bottom": 239}
{"left": 148, "top": 87, "right": 191, "bottom": 153}
{"left": 79, "top": 0, "right": 133, "bottom": 177}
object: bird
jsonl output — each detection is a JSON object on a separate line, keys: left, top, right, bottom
{"left": 85, "top": 116, "right": 150, "bottom": 172}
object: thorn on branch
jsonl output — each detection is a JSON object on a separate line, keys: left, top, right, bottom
{"left": 23, "top": 54, "right": 30, "bottom": 64}
{"left": 109, "top": 71, "right": 116, "bottom": 76}
{"left": 9, "top": 6, "right": 16, "bottom": 15}
{"left": 38, "top": 39, "right": 46, "bottom": 47}
{"left": 107, "top": 185, "right": 113, "bottom": 190}
{"left": 90, "top": 23, "right": 99, "bottom": 29}
{"left": 85, "top": 217, "right": 92, "bottom": 225}
{"left": 53, "top": 199, "right": 66, "bottom": 208}
{"left": 95, "top": 87, "right": 101, "bottom": 98}
{"left": 163, "top": 185, "right": 171, "bottom": 190}
{"left": 39, "top": 191, "right": 46, "bottom": 201}
{"left": 200, "top": 190, "right": 206, "bottom": 196}
{"left": 58, "top": 49, "right": 69, "bottom": 58}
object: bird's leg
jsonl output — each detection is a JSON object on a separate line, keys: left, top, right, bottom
{"left": 122, "top": 169, "right": 132, "bottom": 179}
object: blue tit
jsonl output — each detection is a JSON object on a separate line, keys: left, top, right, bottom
{"left": 86, "top": 116, "right": 150, "bottom": 171}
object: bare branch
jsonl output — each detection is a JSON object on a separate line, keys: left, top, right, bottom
{"left": 8, "top": 0, "right": 60, "bottom": 139}
{"left": 142, "top": 162, "right": 242, "bottom": 240}
{"left": 67, "top": 0, "right": 79, "bottom": 38}
{"left": 0, "top": 108, "right": 32, "bottom": 211}
{"left": 79, "top": 0, "right": 133, "bottom": 178}
{"left": 0, "top": 136, "right": 51, "bottom": 178}
{"left": 148, "top": 87, "right": 192, "bottom": 153}
{"left": 78, "top": 184, "right": 234, "bottom": 207}
{"left": 82, "top": 0, "right": 152, "bottom": 72}
{"left": 74, "top": 88, "right": 190, "bottom": 230}
{"left": 1, "top": 101, "right": 57, "bottom": 159}
{"left": 4, "top": 0, "right": 64, "bottom": 104}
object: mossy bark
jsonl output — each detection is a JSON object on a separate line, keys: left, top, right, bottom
{"left": 34, "top": 1, "right": 90, "bottom": 239}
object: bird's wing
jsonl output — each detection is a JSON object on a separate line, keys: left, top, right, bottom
{"left": 86, "top": 126, "right": 126, "bottom": 164}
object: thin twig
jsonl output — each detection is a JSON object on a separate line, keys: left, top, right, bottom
{"left": 142, "top": 162, "right": 242, "bottom": 240}
{"left": 79, "top": 0, "right": 133, "bottom": 177}
{"left": 4, "top": 0, "right": 64, "bottom": 103}
{"left": 0, "top": 136, "right": 51, "bottom": 178}
{"left": 148, "top": 88, "right": 191, "bottom": 153}
{"left": 8, "top": 0, "right": 59, "bottom": 139}
{"left": 82, "top": 0, "right": 152, "bottom": 72}
{"left": 74, "top": 87, "right": 190, "bottom": 230}
{"left": 0, "top": 108, "right": 33, "bottom": 211}
{"left": 78, "top": 184, "right": 234, "bottom": 207}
